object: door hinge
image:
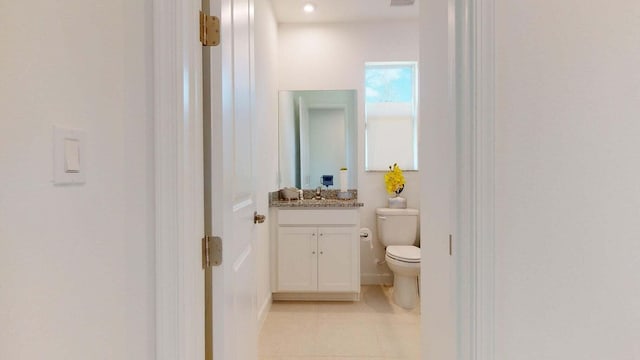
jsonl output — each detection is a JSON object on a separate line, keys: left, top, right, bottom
{"left": 202, "top": 235, "right": 222, "bottom": 268}
{"left": 199, "top": 11, "right": 220, "bottom": 47}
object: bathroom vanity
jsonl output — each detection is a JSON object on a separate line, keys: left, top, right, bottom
{"left": 270, "top": 194, "right": 363, "bottom": 301}
{"left": 274, "top": 89, "right": 361, "bottom": 300}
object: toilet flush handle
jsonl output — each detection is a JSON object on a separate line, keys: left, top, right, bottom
{"left": 378, "top": 216, "right": 387, "bottom": 220}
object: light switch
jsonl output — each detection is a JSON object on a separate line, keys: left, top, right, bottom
{"left": 64, "top": 139, "right": 80, "bottom": 173}
{"left": 53, "top": 125, "right": 86, "bottom": 185}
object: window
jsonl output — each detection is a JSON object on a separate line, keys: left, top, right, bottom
{"left": 364, "top": 62, "right": 418, "bottom": 171}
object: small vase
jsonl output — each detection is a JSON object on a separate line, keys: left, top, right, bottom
{"left": 388, "top": 196, "right": 407, "bottom": 209}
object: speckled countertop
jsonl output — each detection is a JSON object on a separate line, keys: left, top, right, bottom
{"left": 269, "top": 189, "right": 364, "bottom": 208}
{"left": 270, "top": 198, "right": 364, "bottom": 208}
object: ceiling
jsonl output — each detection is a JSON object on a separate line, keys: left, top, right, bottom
{"left": 271, "top": 0, "right": 419, "bottom": 24}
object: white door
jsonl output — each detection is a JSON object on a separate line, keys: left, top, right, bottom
{"left": 204, "top": 0, "right": 260, "bottom": 359}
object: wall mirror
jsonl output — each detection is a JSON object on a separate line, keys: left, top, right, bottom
{"left": 278, "top": 90, "right": 357, "bottom": 189}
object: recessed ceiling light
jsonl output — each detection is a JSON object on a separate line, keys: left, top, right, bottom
{"left": 303, "top": 3, "right": 315, "bottom": 13}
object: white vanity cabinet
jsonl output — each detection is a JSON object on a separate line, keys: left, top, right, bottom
{"left": 273, "top": 208, "right": 360, "bottom": 301}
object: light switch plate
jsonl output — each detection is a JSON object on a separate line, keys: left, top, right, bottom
{"left": 53, "top": 125, "right": 86, "bottom": 185}
{"left": 64, "top": 139, "right": 81, "bottom": 173}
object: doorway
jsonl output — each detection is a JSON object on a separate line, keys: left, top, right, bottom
{"left": 153, "top": 0, "right": 494, "bottom": 358}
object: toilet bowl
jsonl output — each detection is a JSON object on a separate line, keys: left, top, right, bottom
{"left": 376, "top": 208, "right": 421, "bottom": 309}
{"left": 385, "top": 245, "right": 420, "bottom": 309}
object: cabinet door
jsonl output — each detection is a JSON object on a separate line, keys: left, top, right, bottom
{"left": 317, "top": 227, "right": 358, "bottom": 292}
{"left": 277, "top": 227, "right": 318, "bottom": 291}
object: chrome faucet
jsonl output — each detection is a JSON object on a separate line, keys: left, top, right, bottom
{"left": 315, "top": 186, "right": 322, "bottom": 200}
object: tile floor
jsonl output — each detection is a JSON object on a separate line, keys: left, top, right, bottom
{"left": 259, "top": 285, "right": 421, "bottom": 360}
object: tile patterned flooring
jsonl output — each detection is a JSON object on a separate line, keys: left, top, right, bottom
{"left": 259, "top": 285, "right": 421, "bottom": 360}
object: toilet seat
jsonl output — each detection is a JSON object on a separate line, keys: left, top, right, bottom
{"left": 386, "top": 245, "right": 420, "bottom": 263}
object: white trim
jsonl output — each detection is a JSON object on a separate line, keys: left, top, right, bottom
{"left": 457, "top": 0, "right": 495, "bottom": 359}
{"left": 154, "top": 0, "right": 204, "bottom": 359}
{"left": 455, "top": 0, "right": 473, "bottom": 357}
{"left": 153, "top": 0, "right": 181, "bottom": 358}
{"left": 472, "top": 0, "right": 495, "bottom": 359}
{"left": 273, "top": 292, "right": 361, "bottom": 302}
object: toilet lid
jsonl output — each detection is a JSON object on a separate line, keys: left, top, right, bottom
{"left": 386, "top": 245, "right": 421, "bottom": 263}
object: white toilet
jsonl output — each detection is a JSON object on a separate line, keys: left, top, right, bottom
{"left": 376, "top": 207, "right": 420, "bottom": 309}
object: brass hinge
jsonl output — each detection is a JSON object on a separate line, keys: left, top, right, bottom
{"left": 199, "top": 11, "right": 220, "bottom": 47}
{"left": 202, "top": 235, "right": 223, "bottom": 268}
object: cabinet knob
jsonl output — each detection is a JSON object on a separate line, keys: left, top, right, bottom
{"left": 320, "top": 251, "right": 324, "bottom": 255}
{"left": 312, "top": 251, "right": 316, "bottom": 254}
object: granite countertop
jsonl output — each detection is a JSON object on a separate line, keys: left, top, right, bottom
{"left": 269, "top": 189, "right": 363, "bottom": 208}
{"left": 270, "top": 198, "right": 364, "bottom": 208}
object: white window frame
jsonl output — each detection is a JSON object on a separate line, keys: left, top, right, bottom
{"left": 364, "top": 61, "right": 419, "bottom": 171}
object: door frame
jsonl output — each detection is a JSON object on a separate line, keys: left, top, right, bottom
{"left": 153, "top": 0, "right": 204, "bottom": 359}
{"left": 152, "top": 0, "right": 496, "bottom": 359}
{"left": 454, "top": 0, "right": 495, "bottom": 359}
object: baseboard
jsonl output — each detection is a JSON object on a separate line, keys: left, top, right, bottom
{"left": 361, "top": 273, "right": 394, "bottom": 285}
{"left": 273, "top": 292, "right": 360, "bottom": 301}
{"left": 257, "top": 293, "right": 272, "bottom": 332}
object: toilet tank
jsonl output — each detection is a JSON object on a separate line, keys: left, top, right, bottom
{"left": 375, "top": 208, "right": 419, "bottom": 246}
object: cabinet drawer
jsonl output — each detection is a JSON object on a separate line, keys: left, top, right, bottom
{"left": 278, "top": 209, "right": 359, "bottom": 225}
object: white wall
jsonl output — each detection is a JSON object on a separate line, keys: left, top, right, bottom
{"left": 494, "top": 1, "right": 640, "bottom": 359}
{"left": 0, "top": 1, "right": 155, "bottom": 359}
{"left": 278, "top": 21, "right": 419, "bottom": 283}
{"left": 254, "top": 0, "right": 280, "bottom": 324}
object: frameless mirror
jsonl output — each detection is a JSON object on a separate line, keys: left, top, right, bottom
{"left": 278, "top": 90, "right": 357, "bottom": 189}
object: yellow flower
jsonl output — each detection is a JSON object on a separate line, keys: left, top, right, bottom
{"left": 384, "top": 163, "right": 405, "bottom": 195}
